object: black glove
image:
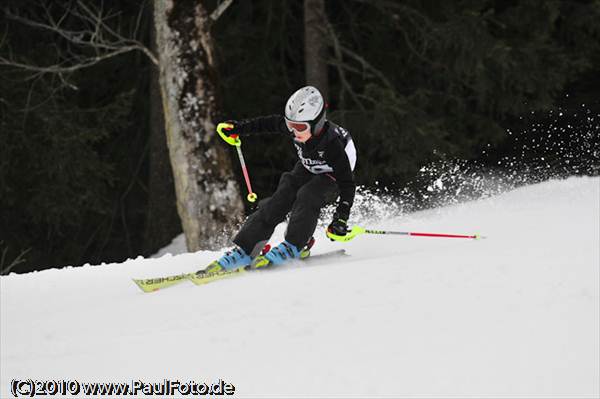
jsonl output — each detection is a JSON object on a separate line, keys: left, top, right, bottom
{"left": 327, "top": 201, "right": 351, "bottom": 237}
{"left": 222, "top": 120, "right": 242, "bottom": 137}
{"left": 327, "top": 218, "right": 348, "bottom": 237}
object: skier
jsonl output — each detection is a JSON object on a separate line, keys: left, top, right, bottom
{"left": 208, "top": 86, "right": 357, "bottom": 271}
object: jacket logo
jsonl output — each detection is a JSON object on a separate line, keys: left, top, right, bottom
{"left": 317, "top": 151, "right": 324, "bottom": 158}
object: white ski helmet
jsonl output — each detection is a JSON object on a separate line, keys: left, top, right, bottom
{"left": 284, "top": 86, "right": 326, "bottom": 135}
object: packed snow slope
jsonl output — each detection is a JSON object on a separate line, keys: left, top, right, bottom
{"left": 1, "top": 177, "right": 599, "bottom": 398}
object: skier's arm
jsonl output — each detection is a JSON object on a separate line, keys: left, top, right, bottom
{"left": 324, "top": 139, "right": 356, "bottom": 227}
{"left": 225, "top": 115, "right": 289, "bottom": 136}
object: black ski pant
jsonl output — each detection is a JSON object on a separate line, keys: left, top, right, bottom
{"left": 233, "top": 162, "right": 338, "bottom": 256}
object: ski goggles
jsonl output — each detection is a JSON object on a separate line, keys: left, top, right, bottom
{"left": 285, "top": 119, "right": 310, "bottom": 133}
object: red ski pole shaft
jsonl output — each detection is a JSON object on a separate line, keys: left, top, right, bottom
{"left": 234, "top": 144, "right": 257, "bottom": 203}
{"left": 327, "top": 226, "right": 485, "bottom": 242}
{"left": 217, "top": 124, "right": 257, "bottom": 203}
{"left": 235, "top": 145, "right": 252, "bottom": 192}
{"left": 364, "top": 229, "right": 483, "bottom": 239}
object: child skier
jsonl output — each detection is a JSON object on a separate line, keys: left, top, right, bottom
{"left": 208, "top": 86, "right": 357, "bottom": 271}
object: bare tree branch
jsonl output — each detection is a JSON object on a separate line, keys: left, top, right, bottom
{"left": 346, "top": 0, "right": 436, "bottom": 65}
{"left": 0, "top": 241, "right": 31, "bottom": 275}
{"left": 132, "top": 0, "right": 146, "bottom": 39}
{"left": 1, "top": 2, "right": 158, "bottom": 77}
{"left": 210, "top": 0, "right": 235, "bottom": 22}
{"left": 325, "top": 20, "right": 364, "bottom": 111}
{"left": 0, "top": 45, "right": 154, "bottom": 73}
{"left": 338, "top": 45, "right": 395, "bottom": 92}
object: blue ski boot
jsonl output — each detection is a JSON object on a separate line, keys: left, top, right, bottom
{"left": 251, "top": 240, "right": 313, "bottom": 269}
{"left": 204, "top": 247, "right": 252, "bottom": 273}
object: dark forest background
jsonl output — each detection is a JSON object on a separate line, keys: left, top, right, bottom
{"left": 1, "top": 0, "right": 599, "bottom": 274}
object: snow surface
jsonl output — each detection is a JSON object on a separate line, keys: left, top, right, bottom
{"left": 1, "top": 177, "right": 599, "bottom": 398}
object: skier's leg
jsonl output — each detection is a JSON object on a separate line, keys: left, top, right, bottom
{"left": 233, "top": 163, "right": 311, "bottom": 255}
{"left": 284, "top": 174, "right": 339, "bottom": 249}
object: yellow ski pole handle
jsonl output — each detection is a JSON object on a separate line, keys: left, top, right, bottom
{"left": 216, "top": 122, "right": 241, "bottom": 146}
{"left": 326, "top": 226, "right": 366, "bottom": 242}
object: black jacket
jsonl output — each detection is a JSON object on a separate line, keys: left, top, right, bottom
{"left": 235, "top": 115, "right": 357, "bottom": 217}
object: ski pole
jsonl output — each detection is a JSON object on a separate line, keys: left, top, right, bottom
{"left": 217, "top": 123, "right": 258, "bottom": 203}
{"left": 327, "top": 225, "right": 485, "bottom": 242}
{"left": 233, "top": 144, "right": 257, "bottom": 202}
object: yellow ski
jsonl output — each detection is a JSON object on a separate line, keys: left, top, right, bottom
{"left": 132, "top": 273, "right": 193, "bottom": 293}
{"left": 132, "top": 250, "right": 346, "bottom": 293}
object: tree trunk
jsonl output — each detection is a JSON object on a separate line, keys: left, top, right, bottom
{"left": 143, "top": 1, "right": 181, "bottom": 255}
{"left": 153, "top": 0, "right": 244, "bottom": 252}
{"left": 304, "top": 0, "right": 329, "bottom": 99}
